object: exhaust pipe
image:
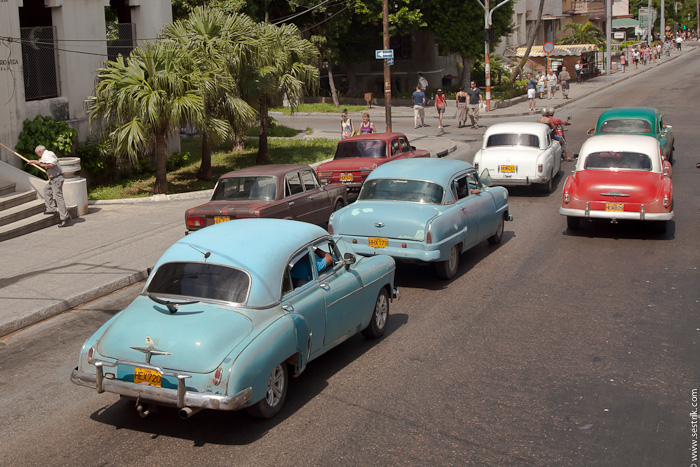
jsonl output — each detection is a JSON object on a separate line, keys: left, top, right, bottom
{"left": 136, "top": 403, "right": 152, "bottom": 418}
{"left": 178, "top": 407, "right": 203, "bottom": 420}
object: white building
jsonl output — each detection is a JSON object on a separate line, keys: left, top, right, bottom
{"left": 0, "top": 0, "right": 172, "bottom": 168}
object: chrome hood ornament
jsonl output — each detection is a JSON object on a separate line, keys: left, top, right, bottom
{"left": 131, "top": 336, "right": 173, "bottom": 364}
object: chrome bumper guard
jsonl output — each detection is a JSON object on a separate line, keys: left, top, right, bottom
{"left": 70, "top": 359, "right": 252, "bottom": 411}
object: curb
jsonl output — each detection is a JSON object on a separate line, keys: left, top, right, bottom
{"left": 0, "top": 270, "right": 148, "bottom": 338}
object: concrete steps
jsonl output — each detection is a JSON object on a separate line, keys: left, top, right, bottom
{"left": 0, "top": 182, "right": 78, "bottom": 242}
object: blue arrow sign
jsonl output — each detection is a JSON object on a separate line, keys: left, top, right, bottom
{"left": 375, "top": 49, "right": 394, "bottom": 59}
{"left": 387, "top": 57, "right": 394, "bottom": 66}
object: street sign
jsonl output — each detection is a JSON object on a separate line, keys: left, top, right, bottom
{"left": 543, "top": 42, "right": 554, "bottom": 54}
{"left": 387, "top": 57, "right": 394, "bottom": 66}
{"left": 375, "top": 49, "right": 394, "bottom": 59}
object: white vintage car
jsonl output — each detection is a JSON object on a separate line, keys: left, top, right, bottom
{"left": 472, "top": 122, "right": 563, "bottom": 192}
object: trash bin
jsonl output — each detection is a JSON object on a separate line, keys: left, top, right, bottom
{"left": 364, "top": 93, "right": 373, "bottom": 108}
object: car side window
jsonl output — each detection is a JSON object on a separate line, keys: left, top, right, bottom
{"left": 288, "top": 250, "right": 314, "bottom": 291}
{"left": 391, "top": 139, "right": 401, "bottom": 156}
{"left": 454, "top": 175, "right": 470, "bottom": 200}
{"left": 300, "top": 169, "right": 319, "bottom": 191}
{"left": 314, "top": 240, "right": 340, "bottom": 279}
{"left": 467, "top": 173, "right": 480, "bottom": 191}
{"left": 399, "top": 137, "right": 410, "bottom": 153}
{"left": 285, "top": 172, "right": 304, "bottom": 197}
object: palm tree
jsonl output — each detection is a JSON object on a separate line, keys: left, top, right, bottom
{"left": 88, "top": 42, "right": 205, "bottom": 194}
{"left": 243, "top": 22, "right": 319, "bottom": 164}
{"left": 162, "top": 8, "right": 258, "bottom": 180}
{"left": 558, "top": 22, "right": 605, "bottom": 47}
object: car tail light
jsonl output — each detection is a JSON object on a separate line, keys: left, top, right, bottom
{"left": 327, "top": 223, "right": 333, "bottom": 234}
{"left": 186, "top": 216, "right": 205, "bottom": 228}
{"left": 663, "top": 196, "right": 670, "bottom": 208}
{"left": 538, "top": 163, "right": 543, "bottom": 173}
{"left": 87, "top": 347, "right": 95, "bottom": 364}
{"left": 317, "top": 171, "right": 331, "bottom": 178}
{"left": 426, "top": 231, "right": 432, "bottom": 244}
{"left": 213, "top": 367, "right": 223, "bottom": 386}
{"left": 352, "top": 239, "right": 357, "bottom": 244}
{"left": 401, "top": 243, "right": 407, "bottom": 248}
{"left": 474, "top": 162, "right": 479, "bottom": 171}
{"left": 563, "top": 193, "right": 570, "bottom": 204}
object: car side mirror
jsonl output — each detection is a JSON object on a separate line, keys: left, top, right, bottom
{"left": 479, "top": 168, "right": 493, "bottom": 187}
{"left": 343, "top": 252, "right": 356, "bottom": 267}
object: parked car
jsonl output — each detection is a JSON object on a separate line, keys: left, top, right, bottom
{"left": 328, "top": 158, "right": 512, "bottom": 280}
{"left": 472, "top": 122, "right": 562, "bottom": 192}
{"left": 316, "top": 133, "right": 431, "bottom": 194}
{"left": 560, "top": 134, "right": 673, "bottom": 231}
{"left": 71, "top": 219, "right": 398, "bottom": 420}
{"left": 185, "top": 164, "right": 347, "bottom": 232}
{"left": 589, "top": 107, "right": 675, "bottom": 163}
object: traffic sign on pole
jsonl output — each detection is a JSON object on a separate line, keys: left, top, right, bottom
{"left": 543, "top": 42, "right": 555, "bottom": 54}
{"left": 387, "top": 57, "right": 394, "bottom": 66}
{"left": 375, "top": 49, "right": 394, "bottom": 59}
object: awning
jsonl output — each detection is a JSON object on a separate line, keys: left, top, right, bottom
{"left": 612, "top": 18, "right": 639, "bottom": 28}
{"left": 507, "top": 44, "right": 599, "bottom": 57}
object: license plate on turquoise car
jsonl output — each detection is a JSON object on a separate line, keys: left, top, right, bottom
{"left": 134, "top": 367, "right": 162, "bottom": 387}
{"left": 605, "top": 203, "right": 624, "bottom": 212}
{"left": 368, "top": 237, "right": 388, "bottom": 248}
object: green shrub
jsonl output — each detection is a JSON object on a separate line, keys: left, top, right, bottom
{"left": 166, "top": 151, "right": 191, "bottom": 171}
{"left": 15, "top": 115, "right": 76, "bottom": 158}
{"left": 74, "top": 135, "right": 119, "bottom": 184}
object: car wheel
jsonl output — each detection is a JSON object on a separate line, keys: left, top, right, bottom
{"left": 566, "top": 216, "right": 580, "bottom": 230}
{"left": 362, "top": 288, "right": 389, "bottom": 338}
{"left": 544, "top": 171, "right": 554, "bottom": 193}
{"left": 246, "top": 363, "right": 288, "bottom": 419}
{"left": 435, "top": 244, "right": 460, "bottom": 280}
{"left": 334, "top": 200, "right": 345, "bottom": 211}
{"left": 488, "top": 214, "right": 505, "bottom": 245}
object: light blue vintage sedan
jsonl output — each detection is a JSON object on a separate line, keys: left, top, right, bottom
{"left": 328, "top": 158, "right": 512, "bottom": 280}
{"left": 71, "top": 219, "right": 398, "bottom": 419}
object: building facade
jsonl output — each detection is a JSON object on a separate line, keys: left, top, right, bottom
{"left": 0, "top": 0, "right": 172, "bottom": 168}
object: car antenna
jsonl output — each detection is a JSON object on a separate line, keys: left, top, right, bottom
{"left": 189, "top": 244, "right": 211, "bottom": 260}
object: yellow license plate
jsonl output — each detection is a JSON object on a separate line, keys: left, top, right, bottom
{"left": 340, "top": 173, "right": 354, "bottom": 182}
{"left": 605, "top": 203, "right": 624, "bottom": 212}
{"left": 368, "top": 237, "right": 388, "bottom": 248}
{"left": 500, "top": 165, "right": 516, "bottom": 173}
{"left": 214, "top": 216, "right": 230, "bottom": 224}
{"left": 134, "top": 367, "right": 162, "bottom": 387}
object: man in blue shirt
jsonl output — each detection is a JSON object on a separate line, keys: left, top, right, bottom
{"left": 412, "top": 84, "right": 426, "bottom": 129}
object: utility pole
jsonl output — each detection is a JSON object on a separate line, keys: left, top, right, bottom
{"left": 606, "top": 0, "right": 611, "bottom": 75}
{"left": 476, "top": 0, "right": 510, "bottom": 112}
{"left": 382, "top": 0, "right": 392, "bottom": 132}
{"left": 661, "top": 0, "right": 665, "bottom": 40}
{"left": 648, "top": 0, "right": 653, "bottom": 43}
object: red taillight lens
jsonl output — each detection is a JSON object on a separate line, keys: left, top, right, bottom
{"left": 317, "top": 171, "right": 331, "bottom": 179}
{"left": 663, "top": 196, "right": 670, "bottom": 208}
{"left": 87, "top": 347, "right": 95, "bottom": 363}
{"left": 538, "top": 163, "right": 543, "bottom": 173}
{"left": 214, "top": 367, "right": 223, "bottom": 386}
{"left": 474, "top": 162, "right": 479, "bottom": 171}
{"left": 186, "top": 216, "right": 205, "bottom": 228}
{"left": 426, "top": 231, "right": 432, "bottom": 244}
{"left": 327, "top": 223, "right": 333, "bottom": 234}
{"left": 564, "top": 193, "right": 570, "bottom": 204}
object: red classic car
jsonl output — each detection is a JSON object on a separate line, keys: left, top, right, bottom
{"left": 185, "top": 164, "right": 347, "bottom": 232}
{"left": 560, "top": 134, "right": 673, "bottom": 232}
{"left": 316, "top": 133, "right": 431, "bottom": 193}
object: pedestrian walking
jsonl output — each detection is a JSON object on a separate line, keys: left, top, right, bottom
{"left": 456, "top": 86, "right": 468, "bottom": 127}
{"left": 574, "top": 60, "right": 583, "bottom": 83}
{"left": 27, "top": 145, "right": 69, "bottom": 227}
{"left": 417, "top": 72, "right": 428, "bottom": 92}
{"left": 546, "top": 70, "right": 557, "bottom": 99}
{"left": 340, "top": 109, "right": 355, "bottom": 139}
{"left": 466, "top": 81, "right": 482, "bottom": 129}
{"left": 536, "top": 71, "right": 546, "bottom": 99}
{"left": 434, "top": 88, "right": 447, "bottom": 129}
{"left": 620, "top": 53, "right": 626, "bottom": 72}
{"left": 633, "top": 49, "right": 640, "bottom": 69}
{"left": 558, "top": 66, "right": 571, "bottom": 99}
{"left": 358, "top": 112, "right": 376, "bottom": 134}
{"left": 526, "top": 73, "right": 537, "bottom": 111}
{"left": 412, "top": 84, "right": 427, "bottom": 128}
{"left": 676, "top": 35, "right": 682, "bottom": 51}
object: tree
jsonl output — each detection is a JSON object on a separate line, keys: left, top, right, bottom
{"left": 422, "top": 0, "right": 514, "bottom": 89}
{"left": 162, "top": 7, "right": 258, "bottom": 180}
{"left": 557, "top": 22, "right": 605, "bottom": 47}
{"left": 510, "top": 0, "right": 546, "bottom": 82}
{"left": 240, "top": 22, "right": 319, "bottom": 164}
{"left": 88, "top": 43, "right": 205, "bottom": 194}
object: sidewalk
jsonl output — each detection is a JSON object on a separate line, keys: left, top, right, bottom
{"left": 0, "top": 45, "right": 693, "bottom": 338}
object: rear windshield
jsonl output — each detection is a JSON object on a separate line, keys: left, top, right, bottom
{"left": 212, "top": 176, "right": 276, "bottom": 201}
{"left": 599, "top": 119, "right": 652, "bottom": 134}
{"left": 486, "top": 133, "right": 540, "bottom": 148}
{"left": 148, "top": 262, "right": 250, "bottom": 304}
{"left": 584, "top": 152, "right": 653, "bottom": 171}
{"left": 334, "top": 140, "right": 387, "bottom": 159}
{"left": 359, "top": 179, "right": 444, "bottom": 204}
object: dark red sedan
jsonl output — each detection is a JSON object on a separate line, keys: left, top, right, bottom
{"left": 185, "top": 164, "right": 347, "bottom": 232}
{"left": 316, "top": 133, "right": 431, "bottom": 193}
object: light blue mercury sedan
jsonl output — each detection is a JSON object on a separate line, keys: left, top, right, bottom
{"left": 71, "top": 219, "right": 398, "bottom": 420}
{"left": 328, "top": 158, "right": 512, "bottom": 280}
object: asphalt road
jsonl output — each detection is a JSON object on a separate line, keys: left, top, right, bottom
{"left": 1, "top": 59, "right": 698, "bottom": 466}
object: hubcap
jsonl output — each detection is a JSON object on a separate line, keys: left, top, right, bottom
{"left": 374, "top": 293, "right": 388, "bottom": 329}
{"left": 265, "top": 364, "right": 285, "bottom": 407}
{"left": 448, "top": 247, "right": 458, "bottom": 272}
{"left": 496, "top": 218, "right": 503, "bottom": 237}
